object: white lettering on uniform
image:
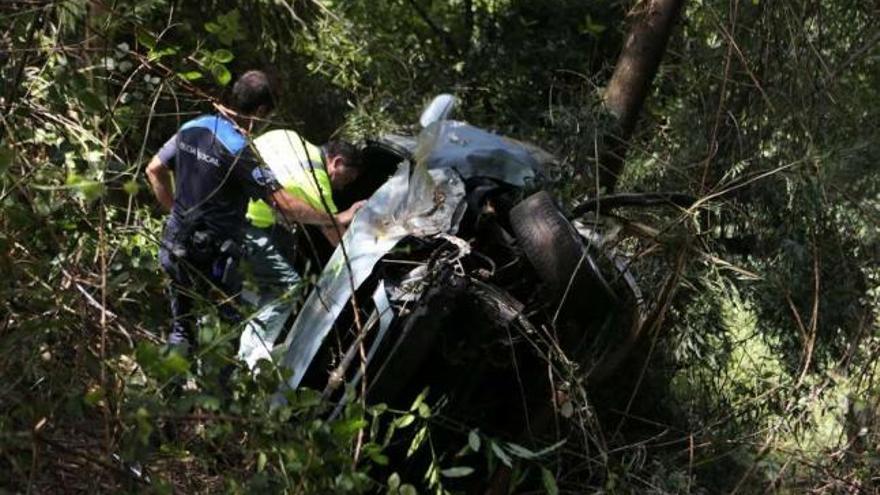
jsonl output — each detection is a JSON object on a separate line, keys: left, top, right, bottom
{"left": 177, "top": 141, "right": 220, "bottom": 167}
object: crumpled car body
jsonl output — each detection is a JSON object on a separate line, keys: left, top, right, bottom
{"left": 276, "top": 119, "right": 552, "bottom": 390}
{"left": 272, "top": 100, "right": 642, "bottom": 433}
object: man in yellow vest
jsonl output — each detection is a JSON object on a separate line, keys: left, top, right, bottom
{"left": 237, "top": 129, "right": 365, "bottom": 369}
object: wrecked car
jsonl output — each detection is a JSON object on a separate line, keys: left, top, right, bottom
{"left": 271, "top": 95, "right": 646, "bottom": 439}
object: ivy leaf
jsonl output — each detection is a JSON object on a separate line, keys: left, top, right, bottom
{"left": 178, "top": 71, "right": 203, "bottom": 81}
{"left": 212, "top": 49, "right": 234, "bottom": 64}
{"left": 212, "top": 64, "right": 232, "bottom": 86}
{"left": 206, "top": 9, "right": 245, "bottom": 45}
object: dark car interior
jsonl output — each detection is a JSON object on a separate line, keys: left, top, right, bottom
{"left": 290, "top": 138, "right": 411, "bottom": 274}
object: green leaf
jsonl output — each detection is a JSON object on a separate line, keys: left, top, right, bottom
{"left": 218, "top": 9, "right": 241, "bottom": 29}
{"left": 81, "top": 181, "right": 104, "bottom": 201}
{"left": 505, "top": 442, "right": 539, "bottom": 460}
{"left": 136, "top": 29, "right": 156, "bottom": 50}
{"left": 406, "top": 425, "right": 427, "bottom": 458}
{"left": 490, "top": 441, "right": 512, "bottom": 467}
{"left": 178, "top": 71, "right": 203, "bottom": 81}
{"left": 580, "top": 14, "right": 606, "bottom": 37}
{"left": 361, "top": 442, "right": 388, "bottom": 466}
{"left": 423, "top": 461, "right": 439, "bottom": 486}
{"left": 135, "top": 407, "right": 153, "bottom": 445}
{"left": 123, "top": 179, "right": 139, "bottom": 196}
{"left": 441, "top": 466, "right": 474, "bottom": 478}
{"left": 409, "top": 387, "right": 429, "bottom": 412}
{"left": 212, "top": 49, "right": 234, "bottom": 63}
{"left": 332, "top": 417, "right": 367, "bottom": 438}
{"left": 160, "top": 352, "right": 190, "bottom": 376}
{"left": 531, "top": 438, "right": 567, "bottom": 458}
{"left": 399, "top": 485, "right": 417, "bottom": 495}
{"left": 387, "top": 472, "right": 401, "bottom": 491}
{"left": 541, "top": 467, "right": 559, "bottom": 495}
{"left": 206, "top": 9, "right": 245, "bottom": 45}
{"left": 368, "top": 451, "right": 389, "bottom": 466}
{"left": 148, "top": 46, "right": 178, "bottom": 62}
{"left": 468, "top": 429, "right": 481, "bottom": 452}
{"left": 395, "top": 413, "right": 415, "bottom": 429}
{"left": 212, "top": 64, "right": 232, "bottom": 86}
{"left": 257, "top": 451, "right": 268, "bottom": 472}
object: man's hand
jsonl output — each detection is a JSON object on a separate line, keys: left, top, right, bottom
{"left": 145, "top": 155, "right": 173, "bottom": 212}
{"left": 334, "top": 200, "right": 367, "bottom": 227}
{"left": 322, "top": 200, "right": 366, "bottom": 247}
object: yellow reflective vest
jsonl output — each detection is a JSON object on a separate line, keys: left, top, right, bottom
{"left": 246, "top": 129, "right": 338, "bottom": 228}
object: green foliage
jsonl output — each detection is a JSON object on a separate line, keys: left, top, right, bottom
{"left": 1, "top": 0, "right": 878, "bottom": 492}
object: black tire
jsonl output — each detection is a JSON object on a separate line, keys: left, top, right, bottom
{"left": 509, "top": 190, "right": 615, "bottom": 303}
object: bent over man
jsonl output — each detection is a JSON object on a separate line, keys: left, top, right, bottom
{"left": 145, "top": 70, "right": 362, "bottom": 355}
{"left": 237, "top": 130, "right": 365, "bottom": 369}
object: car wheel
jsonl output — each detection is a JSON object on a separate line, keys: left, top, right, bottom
{"left": 509, "top": 190, "right": 616, "bottom": 304}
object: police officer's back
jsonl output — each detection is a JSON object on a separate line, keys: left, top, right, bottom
{"left": 146, "top": 70, "right": 364, "bottom": 353}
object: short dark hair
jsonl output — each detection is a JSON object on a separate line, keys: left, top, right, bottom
{"left": 324, "top": 140, "right": 362, "bottom": 171}
{"left": 231, "top": 70, "right": 275, "bottom": 114}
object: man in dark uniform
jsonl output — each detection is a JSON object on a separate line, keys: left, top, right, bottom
{"left": 145, "top": 70, "right": 362, "bottom": 355}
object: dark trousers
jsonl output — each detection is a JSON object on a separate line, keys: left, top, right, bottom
{"left": 159, "top": 243, "right": 242, "bottom": 354}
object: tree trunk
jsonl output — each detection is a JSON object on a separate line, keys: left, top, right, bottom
{"left": 599, "top": 0, "right": 685, "bottom": 192}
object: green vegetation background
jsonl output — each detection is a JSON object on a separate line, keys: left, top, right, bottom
{"left": 1, "top": 0, "right": 878, "bottom": 492}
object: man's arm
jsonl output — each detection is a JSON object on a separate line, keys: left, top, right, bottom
{"left": 270, "top": 190, "right": 364, "bottom": 229}
{"left": 321, "top": 226, "right": 342, "bottom": 246}
{"left": 146, "top": 155, "right": 174, "bottom": 212}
